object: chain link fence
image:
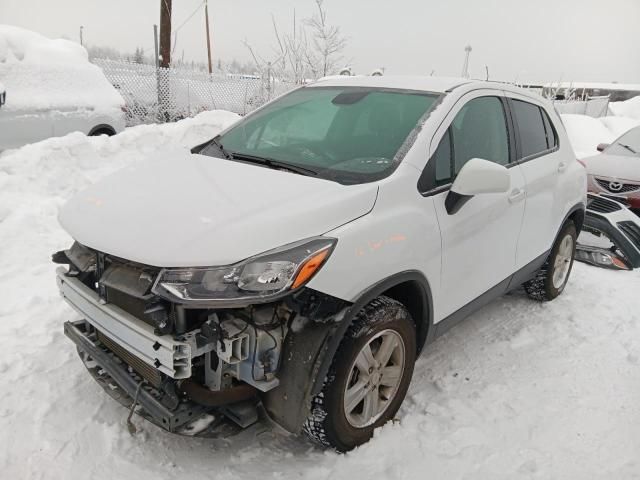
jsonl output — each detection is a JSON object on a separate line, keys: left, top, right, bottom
{"left": 552, "top": 96, "right": 611, "bottom": 118}
{"left": 94, "top": 59, "right": 297, "bottom": 126}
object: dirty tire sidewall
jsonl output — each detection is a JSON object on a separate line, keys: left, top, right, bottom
{"left": 525, "top": 222, "right": 577, "bottom": 301}
{"left": 304, "top": 296, "right": 416, "bottom": 452}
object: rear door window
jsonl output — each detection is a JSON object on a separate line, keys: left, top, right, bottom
{"left": 511, "top": 99, "right": 552, "bottom": 158}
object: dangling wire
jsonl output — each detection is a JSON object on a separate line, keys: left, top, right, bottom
{"left": 126, "top": 380, "right": 145, "bottom": 435}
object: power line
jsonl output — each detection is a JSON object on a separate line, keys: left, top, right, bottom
{"left": 171, "top": 0, "right": 206, "bottom": 57}
{"left": 174, "top": 0, "right": 206, "bottom": 34}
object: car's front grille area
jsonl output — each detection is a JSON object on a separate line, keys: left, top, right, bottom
{"left": 595, "top": 178, "right": 640, "bottom": 194}
{"left": 587, "top": 195, "right": 623, "bottom": 213}
{"left": 105, "top": 287, "right": 149, "bottom": 320}
{"left": 618, "top": 221, "right": 640, "bottom": 250}
{"left": 97, "top": 330, "right": 163, "bottom": 388}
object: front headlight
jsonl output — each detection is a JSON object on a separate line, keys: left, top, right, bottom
{"left": 152, "top": 237, "right": 336, "bottom": 305}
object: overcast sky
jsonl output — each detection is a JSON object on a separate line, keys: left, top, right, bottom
{"left": 1, "top": 0, "right": 638, "bottom": 83}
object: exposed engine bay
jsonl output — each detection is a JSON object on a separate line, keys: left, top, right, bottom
{"left": 54, "top": 242, "right": 348, "bottom": 435}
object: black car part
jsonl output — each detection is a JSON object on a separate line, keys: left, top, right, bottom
{"left": 577, "top": 194, "right": 640, "bottom": 270}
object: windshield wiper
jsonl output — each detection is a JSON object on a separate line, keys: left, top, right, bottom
{"left": 209, "top": 137, "right": 233, "bottom": 159}
{"left": 617, "top": 143, "right": 638, "bottom": 154}
{"left": 227, "top": 152, "right": 319, "bottom": 177}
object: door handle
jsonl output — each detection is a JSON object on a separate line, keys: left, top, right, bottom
{"left": 558, "top": 161, "right": 567, "bottom": 172}
{"left": 508, "top": 188, "right": 526, "bottom": 203}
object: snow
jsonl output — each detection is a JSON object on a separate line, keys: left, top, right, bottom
{"left": 609, "top": 96, "right": 640, "bottom": 121}
{"left": 0, "top": 25, "right": 123, "bottom": 113}
{"left": 1, "top": 108, "right": 639, "bottom": 479}
{"left": 561, "top": 113, "right": 640, "bottom": 158}
{"left": 544, "top": 81, "right": 640, "bottom": 92}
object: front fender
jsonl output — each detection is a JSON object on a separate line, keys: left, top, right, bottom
{"left": 263, "top": 270, "right": 433, "bottom": 433}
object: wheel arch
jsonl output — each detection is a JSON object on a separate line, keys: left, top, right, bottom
{"left": 312, "top": 270, "right": 434, "bottom": 396}
{"left": 567, "top": 203, "right": 585, "bottom": 232}
{"left": 88, "top": 124, "right": 116, "bottom": 136}
{"left": 262, "top": 271, "right": 433, "bottom": 434}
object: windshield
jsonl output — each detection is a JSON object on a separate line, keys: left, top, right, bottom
{"left": 605, "top": 126, "right": 640, "bottom": 157}
{"left": 200, "top": 87, "right": 440, "bottom": 184}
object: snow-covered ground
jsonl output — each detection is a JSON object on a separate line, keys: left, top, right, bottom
{"left": 1, "top": 110, "right": 639, "bottom": 479}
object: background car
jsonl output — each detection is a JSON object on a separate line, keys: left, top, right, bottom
{"left": 583, "top": 125, "right": 640, "bottom": 213}
{"left": 0, "top": 25, "right": 125, "bottom": 150}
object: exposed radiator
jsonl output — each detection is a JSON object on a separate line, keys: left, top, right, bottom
{"left": 97, "top": 330, "right": 163, "bottom": 388}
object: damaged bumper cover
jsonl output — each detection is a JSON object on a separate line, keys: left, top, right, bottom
{"left": 578, "top": 194, "right": 640, "bottom": 269}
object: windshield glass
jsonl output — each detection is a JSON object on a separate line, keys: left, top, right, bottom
{"left": 202, "top": 87, "right": 439, "bottom": 184}
{"left": 606, "top": 126, "right": 640, "bottom": 157}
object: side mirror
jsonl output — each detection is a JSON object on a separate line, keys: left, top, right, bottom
{"left": 445, "top": 158, "right": 510, "bottom": 214}
{"left": 0, "top": 89, "right": 5, "bottom": 108}
{"left": 596, "top": 143, "right": 609, "bottom": 152}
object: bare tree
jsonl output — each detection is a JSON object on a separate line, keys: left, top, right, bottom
{"left": 242, "top": 0, "right": 348, "bottom": 82}
{"left": 304, "top": 0, "right": 347, "bottom": 78}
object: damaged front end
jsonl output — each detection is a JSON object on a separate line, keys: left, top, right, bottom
{"left": 54, "top": 241, "right": 349, "bottom": 436}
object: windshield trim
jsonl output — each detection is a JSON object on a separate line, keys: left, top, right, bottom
{"left": 199, "top": 86, "right": 443, "bottom": 185}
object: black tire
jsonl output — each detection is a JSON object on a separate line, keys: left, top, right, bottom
{"left": 88, "top": 126, "right": 116, "bottom": 137}
{"left": 303, "top": 296, "right": 416, "bottom": 452}
{"left": 524, "top": 222, "right": 577, "bottom": 301}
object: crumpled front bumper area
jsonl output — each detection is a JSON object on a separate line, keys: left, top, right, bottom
{"left": 58, "top": 268, "right": 257, "bottom": 436}
{"left": 56, "top": 267, "right": 192, "bottom": 379}
{"left": 64, "top": 320, "right": 213, "bottom": 432}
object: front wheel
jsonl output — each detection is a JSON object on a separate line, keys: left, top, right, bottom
{"left": 524, "top": 222, "right": 577, "bottom": 301}
{"left": 303, "top": 296, "right": 416, "bottom": 451}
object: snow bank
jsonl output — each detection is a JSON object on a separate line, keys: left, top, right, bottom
{"left": 0, "top": 25, "right": 123, "bottom": 113}
{"left": 609, "top": 95, "right": 640, "bottom": 120}
{"left": 561, "top": 113, "right": 640, "bottom": 158}
{"left": 560, "top": 114, "right": 615, "bottom": 158}
{"left": 598, "top": 115, "right": 640, "bottom": 139}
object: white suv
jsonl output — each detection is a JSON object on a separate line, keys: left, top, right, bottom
{"left": 54, "top": 76, "right": 586, "bottom": 451}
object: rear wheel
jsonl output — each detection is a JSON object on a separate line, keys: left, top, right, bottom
{"left": 524, "top": 222, "right": 577, "bottom": 301}
{"left": 303, "top": 296, "right": 416, "bottom": 451}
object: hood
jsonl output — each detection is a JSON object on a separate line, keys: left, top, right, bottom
{"left": 583, "top": 153, "right": 640, "bottom": 182}
{"left": 59, "top": 149, "right": 378, "bottom": 267}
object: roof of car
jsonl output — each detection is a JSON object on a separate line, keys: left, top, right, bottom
{"left": 309, "top": 75, "right": 468, "bottom": 93}
{"left": 309, "top": 75, "right": 535, "bottom": 97}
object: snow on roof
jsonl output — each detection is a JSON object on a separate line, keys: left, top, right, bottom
{"left": 544, "top": 81, "right": 640, "bottom": 92}
{"left": 310, "top": 75, "right": 471, "bottom": 93}
{"left": 0, "top": 24, "right": 123, "bottom": 112}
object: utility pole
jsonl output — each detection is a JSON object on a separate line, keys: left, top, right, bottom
{"left": 204, "top": 0, "right": 213, "bottom": 74}
{"left": 158, "top": 0, "right": 172, "bottom": 121}
{"left": 153, "top": 24, "right": 159, "bottom": 67}
{"left": 159, "top": 0, "right": 172, "bottom": 68}
{"left": 79, "top": 26, "right": 84, "bottom": 46}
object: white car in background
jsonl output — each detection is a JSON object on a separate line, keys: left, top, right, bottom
{"left": 0, "top": 25, "right": 125, "bottom": 150}
{"left": 583, "top": 125, "right": 640, "bottom": 212}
